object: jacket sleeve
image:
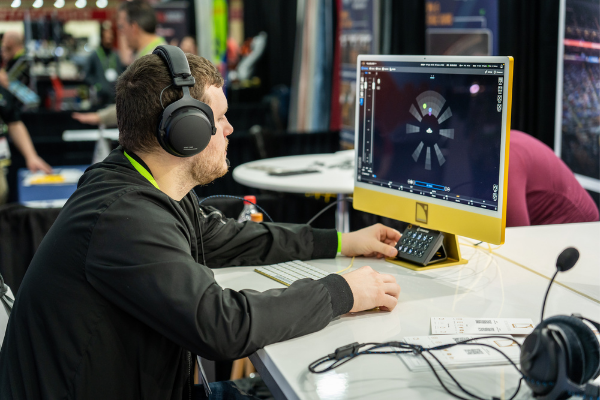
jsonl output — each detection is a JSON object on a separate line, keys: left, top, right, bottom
{"left": 84, "top": 192, "right": 353, "bottom": 361}
{"left": 195, "top": 203, "right": 338, "bottom": 268}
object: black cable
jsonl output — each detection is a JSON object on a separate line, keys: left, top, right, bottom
{"left": 195, "top": 194, "right": 274, "bottom": 223}
{"left": 189, "top": 192, "right": 275, "bottom": 267}
{"left": 541, "top": 270, "right": 559, "bottom": 322}
{"left": 308, "top": 337, "right": 524, "bottom": 400}
{"left": 306, "top": 197, "right": 353, "bottom": 226}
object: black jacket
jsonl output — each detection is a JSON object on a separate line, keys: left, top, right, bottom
{"left": 0, "top": 148, "right": 353, "bottom": 399}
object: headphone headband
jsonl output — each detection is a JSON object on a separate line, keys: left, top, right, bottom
{"left": 152, "top": 44, "right": 216, "bottom": 157}
{"left": 152, "top": 45, "right": 196, "bottom": 87}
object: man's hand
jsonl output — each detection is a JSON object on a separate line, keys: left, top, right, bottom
{"left": 342, "top": 266, "right": 400, "bottom": 312}
{"left": 26, "top": 155, "right": 53, "bottom": 174}
{"left": 341, "top": 223, "right": 401, "bottom": 259}
{"left": 72, "top": 112, "right": 101, "bottom": 125}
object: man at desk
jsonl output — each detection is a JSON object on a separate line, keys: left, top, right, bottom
{"left": 0, "top": 52, "right": 401, "bottom": 398}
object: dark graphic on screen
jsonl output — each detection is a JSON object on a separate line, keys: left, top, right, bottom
{"left": 357, "top": 64, "right": 504, "bottom": 211}
{"left": 407, "top": 90, "right": 455, "bottom": 171}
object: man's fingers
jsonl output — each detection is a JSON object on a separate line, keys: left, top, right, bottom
{"left": 384, "top": 282, "right": 401, "bottom": 299}
{"left": 372, "top": 240, "right": 398, "bottom": 258}
{"left": 378, "top": 294, "right": 398, "bottom": 311}
{"left": 380, "top": 226, "right": 401, "bottom": 242}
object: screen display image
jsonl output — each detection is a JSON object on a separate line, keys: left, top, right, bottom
{"left": 557, "top": 0, "right": 599, "bottom": 183}
{"left": 356, "top": 61, "right": 506, "bottom": 212}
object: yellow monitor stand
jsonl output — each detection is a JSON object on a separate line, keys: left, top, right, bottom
{"left": 385, "top": 224, "right": 468, "bottom": 271}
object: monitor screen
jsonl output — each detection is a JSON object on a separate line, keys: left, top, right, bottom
{"left": 354, "top": 55, "right": 512, "bottom": 244}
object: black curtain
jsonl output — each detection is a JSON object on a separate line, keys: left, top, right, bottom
{"left": 389, "top": 0, "right": 427, "bottom": 55}
{"left": 242, "top": 0, "right": 298, "bottom": 94}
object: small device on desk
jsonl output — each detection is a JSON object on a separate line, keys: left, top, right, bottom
{"left": 352, "top": 54, "right": 513, "bottom": 270}
{"left": 396, "top": 225, "right": 446, "bottom": 266}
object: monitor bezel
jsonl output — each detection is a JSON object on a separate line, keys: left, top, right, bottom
{"left": 353, "top": 54, "right": 513, "bottom": 244}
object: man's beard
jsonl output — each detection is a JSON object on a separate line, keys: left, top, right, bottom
{"left": 189, "top": 140, "right": 229, "bottom": 186}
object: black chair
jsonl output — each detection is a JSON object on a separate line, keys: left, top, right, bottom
{"left": 0, "top": 204, "right": 61, "bottom": 294}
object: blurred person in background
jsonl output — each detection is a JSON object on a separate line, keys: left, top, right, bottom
{"left": 72, "top": 0, "right": 165, "bottom": 127}
{"left": 0, "top": 31, "right": 29, "bottom": 89}
{"left": 506, "top": 130, "right": 599, "bottom": 226}
{"left": 0, "top": 87, "right": 52, "bottom": 205}
{"left": 84, "top": 21, "right": 125, "bottom": 106}
{"left": 180, "top": 36, "right": 198, "bottom": 55}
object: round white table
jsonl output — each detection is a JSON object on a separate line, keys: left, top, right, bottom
{"left": 232, "top": 151, "right": 355, "bottom": 232}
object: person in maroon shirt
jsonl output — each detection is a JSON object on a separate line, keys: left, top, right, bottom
{"left": 506, "top": 130, "right": 599, "bottom": 227}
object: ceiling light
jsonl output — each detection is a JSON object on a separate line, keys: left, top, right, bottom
{"left": 10, "top": 0, "right": 21, "bottom": 8}
{"left": 54, "top": 0, "right": 65, "bottom": 8}
{"left": 32, "top": 0, "right": 43, "bottom": 8}
{"left": 75, "top": 0, "right": 87, "bottom": 8}
{"left": 96, "top": 0, "right": 108, "bottom": 8}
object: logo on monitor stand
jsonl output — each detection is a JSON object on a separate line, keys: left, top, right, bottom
{"left": 406, "top": 91, "right": 454, "bottom": 170}
{"left": 416, "top": 202, "right": 429, "bottom": 224}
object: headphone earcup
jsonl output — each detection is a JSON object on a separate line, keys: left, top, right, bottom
{"left": 521, "top": 328, "right": 558, "bottom": 396}
{"left": 542, "top": 315, "right": 600, "bottom": 383}
{"left": 160, "top": 106, "right": 213, "bottom": 157}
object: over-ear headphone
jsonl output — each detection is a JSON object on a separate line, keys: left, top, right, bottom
{"left": 521, "top": 314, "right": 600, "bottom": 400}
{"left": 520, "top": 248, "right": 600, "bottom": 400}
{"left": 152, "top": 45, "right": 216, "bottom": 157}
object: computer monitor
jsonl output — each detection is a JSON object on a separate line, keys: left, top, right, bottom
{"left": 353, "top": 55, "right": 513, "bottom": 267}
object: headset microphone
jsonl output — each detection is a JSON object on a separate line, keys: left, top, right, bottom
{"left": 541, "top": 247, "right": 579, "bottom": 322}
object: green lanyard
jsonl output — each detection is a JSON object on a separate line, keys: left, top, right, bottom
{"left": 124, "top": 151, "right": 160, "bottom": 190}
{"left": 96, "top": 47, "right": 117, "bottom": 71}
{"left": 137, "top": 37, "right": 166, "bottom": 59}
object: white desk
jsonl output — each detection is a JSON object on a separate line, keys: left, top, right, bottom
{"left": 213, "top": 223, "right": 600, "bottom": 399}
{"left": 232, "top": 151, "right": 354, "bottom": 232}
{"left": 494, "top": 222, "right": 600, "bottom": 303}
{"left": 62, "top": 128, "right": 119, "bottom": 142}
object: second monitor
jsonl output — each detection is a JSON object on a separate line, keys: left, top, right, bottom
{"left": 353, "top": 55, "right": 513, "bottom": 268}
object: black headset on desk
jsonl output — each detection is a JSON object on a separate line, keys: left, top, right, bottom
{"left": 308, "top": 247, "right": 600, "bottom": 400}
{"left": 519, "top": 248, "right": 600, "bottom": 400}
{"left": 152, "top": 45, "right": 217, "bottom": 158}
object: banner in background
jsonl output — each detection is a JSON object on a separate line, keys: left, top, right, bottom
{"left": 339, "top": 0, "right": 379, "bottom": 147}
{"left": 153, "top": 2, "right": 190, "bottom": 46}
{"left": 425, "top": 0, "right": 498, "bottom": 56}
{"left": 554, "top": 0, "right": 600, "bottom": 192}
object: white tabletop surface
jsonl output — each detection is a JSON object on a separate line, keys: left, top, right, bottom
{"left": 213, "top": 222, "right": 600, "bottom": 399}
{"left": 232, "top": 151, "right": 355, "bottom": 194}
{"left": 493, "top": 222, "right": 600, "bottom": 303}
{"left": 62, "top": 128, "right": 119, "bottom": 142}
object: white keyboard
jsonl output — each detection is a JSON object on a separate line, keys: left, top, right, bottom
{"left": 254, "top": 260, "right": 331, "bottom": 286}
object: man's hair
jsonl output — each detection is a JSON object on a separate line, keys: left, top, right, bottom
{"left": 116, "top": 53, "right": 224, "bottom": 154}
{"left": 119, "top": 0, "right": 157, "bottom": 34}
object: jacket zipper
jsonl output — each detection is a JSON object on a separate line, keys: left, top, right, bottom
{"left": 188, "top": 351, "right": 192, "bottom": 400}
